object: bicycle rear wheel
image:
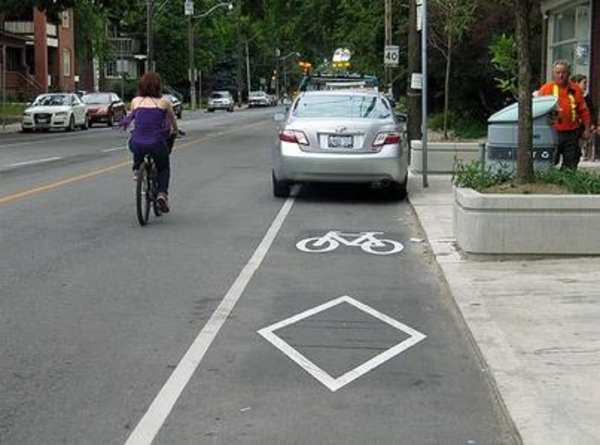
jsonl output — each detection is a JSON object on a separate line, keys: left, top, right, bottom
{"left": 136, "top": 163, "right": 151, "bottom": 226}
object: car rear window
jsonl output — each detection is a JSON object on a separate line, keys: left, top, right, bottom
{"left": 82, "top": 93, "right": 111, "bottom": 104}
{"left": 293, "top": 95, "right": 391, "bottom": 119}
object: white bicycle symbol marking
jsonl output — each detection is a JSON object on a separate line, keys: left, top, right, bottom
{"left": 296, "top": 231, "right": 404, "bottom": 256}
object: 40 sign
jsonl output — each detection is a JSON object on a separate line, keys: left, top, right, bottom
{"left": 384, "top": 45, "right": 399, "bottom": 67}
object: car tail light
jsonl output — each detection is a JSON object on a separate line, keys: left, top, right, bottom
{"left": 373, "top": 132, "right": 401, "bottom": 147}
{"left": 279, "top": 130, "right": 309, "bottom": 145}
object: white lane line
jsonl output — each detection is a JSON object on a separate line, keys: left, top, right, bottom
{"left": 6, "top": 156, "right": 63, "bottom": 168}
{"left": 102, "top": 146, "right": 127, "bottom": 153}
{"left": 125, "top": 185, "right": 300, "bottom": 445}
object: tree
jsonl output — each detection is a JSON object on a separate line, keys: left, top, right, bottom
{"left": 429, "top": 0, "right": 476, "bottom": 139}
{"left": 489, "top": 33, "right": 518, "bottom": 101}
{"left": 514, "top": 0, "right": 534, "bottom": 182}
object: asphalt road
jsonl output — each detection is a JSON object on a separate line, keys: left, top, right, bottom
{"left": 0, "top": 108, "right": 520, "bottom": 445}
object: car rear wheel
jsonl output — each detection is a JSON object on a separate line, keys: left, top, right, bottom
{"left": 387, "top": 177, "right": 408, "bottom": 201}
{"left": 272, "top": 171, "right": 291, "bottom": 198}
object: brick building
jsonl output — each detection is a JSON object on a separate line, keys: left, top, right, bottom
{"left": 0, "top": 8, "right": 75, "bottom": 99}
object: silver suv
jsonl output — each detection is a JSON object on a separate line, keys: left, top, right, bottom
{"left": 207, "top": 91, "right": 234, "bottom": 112}
{"left": 272, "top": 90, "right": 408, "bottom": 199}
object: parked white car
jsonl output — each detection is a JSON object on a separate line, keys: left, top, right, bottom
{"left": 22, "top": 93, "right": 88, "bottom": 132}
{"left": 207, "top": 91, "right": 234, "bottom": 112}
{"left": 248, "top": 91, "right": 271, "bottom": 108}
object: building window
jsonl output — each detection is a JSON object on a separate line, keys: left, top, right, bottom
{"left": 63, "top": 48, "right": 71, "bottom": 77}
{"left": 62, "top": 10, "right": 70, "bottom": 28}
{"left": 548, "top": 2, "right": 590, "bottom": 77}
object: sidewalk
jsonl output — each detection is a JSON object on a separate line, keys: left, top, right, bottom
{"left": 408, "top": 173, "right": 600, "bottom": 445}
{"left": 0, "top": 122, "right": 21, "bottom": 134}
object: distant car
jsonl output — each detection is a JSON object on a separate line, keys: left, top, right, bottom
{"left": 21, "top": 93, "right": 88, "bottom": 132}
{"left": 272, "top": 90, "right": 408, "bottom": 199}
{"left": 81, "top": 92, "right": 126, "bottom": 127}
{"left": 207, "top": 91, "right": 234, "bottom": 112}
{"left": 163, "top": 94, "right": 182, "bottom": 119}
{"left": 248, "top": 91, "right": 271, "bottom": 108}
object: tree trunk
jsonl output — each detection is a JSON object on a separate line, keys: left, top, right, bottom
{"left": 407, "top": 0, "right": 422, "bottom": 144}
{"left": 514, "top": 0, "right": 533, "bottom": 183}
{"left": 443, "top": 34, "right": 452, "bottom": 140}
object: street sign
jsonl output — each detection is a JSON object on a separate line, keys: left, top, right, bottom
{"left": 411, "top": 73, "right": 423, "bottom": 90}
{"left": 417, "top": 0, "right": 423, "bottom": 31}
{"left": 184, "top": 0, "right": 194, "bottom": 16}
{"left": 384, "top": 45, "right": 399, "bottom": 67}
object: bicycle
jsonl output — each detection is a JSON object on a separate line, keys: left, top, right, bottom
{"left": 136, "top": 153, "right": 162, "bottom": 226}
{"left": 134, "top": 129, "right": 185, "bottom": 226}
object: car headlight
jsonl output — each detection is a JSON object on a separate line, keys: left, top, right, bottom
{"left": 55, "top": 112, "right": 68, "bottom": 117}
{"left": 23, "top": 112, "right": 32, "bottom": 117}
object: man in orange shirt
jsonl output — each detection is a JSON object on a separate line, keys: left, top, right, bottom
{"left": 537, "top": 60, "right": 591, "bottom": 169}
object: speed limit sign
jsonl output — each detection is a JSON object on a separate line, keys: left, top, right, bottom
{"left": 384, "top": 45, "right": 399, "bottom": 67}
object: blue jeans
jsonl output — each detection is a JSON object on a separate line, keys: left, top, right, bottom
{"left": 130, "top": 140, "right": 171, "bottom": 195}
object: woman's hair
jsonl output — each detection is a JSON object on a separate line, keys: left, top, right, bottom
{"left": 138, "top": 72, "right": 162, "bottom": 98}
{"left": 571, "top": 74, "right": 587, "bottom": 83}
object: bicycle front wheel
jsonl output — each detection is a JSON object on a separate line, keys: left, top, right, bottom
{"left": 136, "top": 164, "right": 151, "bottom": 226}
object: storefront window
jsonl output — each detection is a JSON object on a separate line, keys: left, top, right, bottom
{"left": 549, "top": 2, "right": 590, "bottom": 76}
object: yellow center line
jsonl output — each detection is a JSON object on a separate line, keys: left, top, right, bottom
{"left": 0, "top": 120, "right": 270, "bottom": 207}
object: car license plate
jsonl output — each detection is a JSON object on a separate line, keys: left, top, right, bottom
{"left": 38, "top": 118, "right": 49, "bottom": 123}
{"left": 328, "top": 135, "right": 353, "bottom": 148}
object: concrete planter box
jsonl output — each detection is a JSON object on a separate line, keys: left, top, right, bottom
{"left": 454, "top": 187, "right": 600, "bottom": 254}
{"left": 410, "top": 140, "right": 481, "bottom": 174}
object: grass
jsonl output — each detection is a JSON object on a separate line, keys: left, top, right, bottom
{"left": 453, "top": 160, "right": 600, "bottom": 194}
{"left": 0, "top": 102, "right": 27, "bottom": 118}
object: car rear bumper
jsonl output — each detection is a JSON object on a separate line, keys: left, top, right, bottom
{"left": 208, "top": 103, "right": 232, "bottom": 110}
{"left": 273, "top": 142, "right": 408, "bottom": 183}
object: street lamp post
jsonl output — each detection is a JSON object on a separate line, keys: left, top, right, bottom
{"left": 185, "top": 1, "right": 233, "bottom": 111}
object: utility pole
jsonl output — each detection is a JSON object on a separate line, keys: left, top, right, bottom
{"left": 275, "top": 48, "right": 280, "bottom": 102}
{"left": 1, "top": 44, "right": 6, "bottom": 132}
{"left": 188, "top": 14, "right": 196, "bottom": 110}
{"left": 146, "top": 0, "right": 153, "bottom": 71}
{"left": 421, "top": 0, "right": 428, "bottom": 188}
{"left": 407, "top": 0, "right": 422, "bottom": 143}
{"left": 384, "top": 0, "right": 392, "bottom": 92}
{"left": 245, "top": 39, "right": 251, "bottom": 95}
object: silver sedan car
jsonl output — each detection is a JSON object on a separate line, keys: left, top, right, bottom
{"left": 272, "top": 90, "right": 408, "bottom": 199}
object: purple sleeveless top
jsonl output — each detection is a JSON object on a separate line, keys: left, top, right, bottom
{"left": 120, "top": 98, "right": 170, "bottom": 147}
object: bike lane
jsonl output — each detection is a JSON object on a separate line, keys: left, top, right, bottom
{"left": 150, "top": 185, "right": 519, "bottom": 444}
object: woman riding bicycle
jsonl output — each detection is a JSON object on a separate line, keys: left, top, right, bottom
{"left": 121, "top": 72, "right": 178, "bottom": 213}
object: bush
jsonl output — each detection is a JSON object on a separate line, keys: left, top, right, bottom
{"left": 453, "top": 160, "right": 600, "bottom": 194}
{"left": 536, "top": 168, "right": 600, "bottom": 194}
{"left": 453, "top": 161, "right": 513, "bottom": 190}
{"left": 428, "top": 111, "right": 487, "bottom": 139}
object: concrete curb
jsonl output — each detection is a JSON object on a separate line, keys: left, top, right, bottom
{"left": 454, "top": 187, "right": 600, "bottom": 254}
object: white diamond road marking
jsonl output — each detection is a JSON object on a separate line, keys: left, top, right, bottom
{"left": 257, "top": 295, "right": 426, "bottom": 392}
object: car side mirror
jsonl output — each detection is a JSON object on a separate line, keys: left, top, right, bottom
{"left": 394, "top": 112, "right": 407, "bottom": 123}
{"left": 273, "top": 113, "right": 286, "bottom": 123}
